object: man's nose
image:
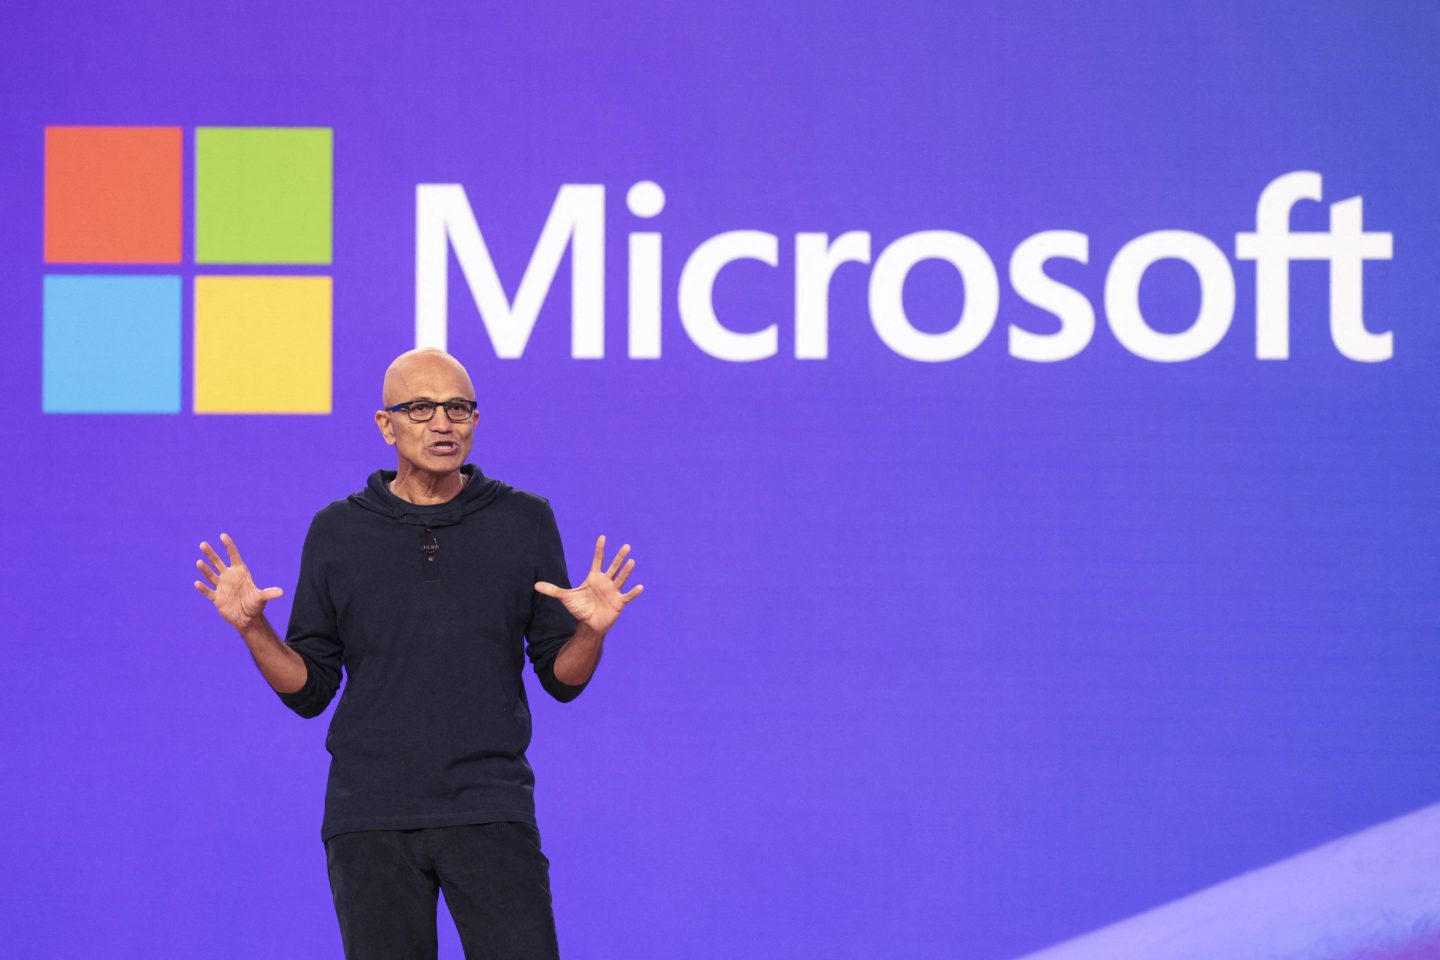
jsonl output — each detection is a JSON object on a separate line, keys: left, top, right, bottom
{"left": 429, "top": 417, "right": 454, "bottom": 433}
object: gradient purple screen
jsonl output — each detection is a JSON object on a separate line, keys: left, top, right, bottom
{"left": 3, "top": 3, "right": 1438, "bottom": 958}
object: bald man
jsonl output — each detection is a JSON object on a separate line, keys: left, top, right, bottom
{"left": 193, "top": 348, "right": 643, "bottom": 960}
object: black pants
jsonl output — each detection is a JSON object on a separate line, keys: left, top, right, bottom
{"left": 324, "top": 821, "right": 561, "bottom": 960}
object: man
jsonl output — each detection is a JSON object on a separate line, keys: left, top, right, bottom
{"left": 192, "top": 348, "right": 643, "bottom": 959}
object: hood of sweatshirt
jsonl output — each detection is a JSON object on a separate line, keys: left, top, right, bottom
{"left": 349, "top": 462, "right": 512, "bottom": 527}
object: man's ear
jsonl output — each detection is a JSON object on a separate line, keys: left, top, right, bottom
{"left": 374, "top": 410, "right": 396, "bottom": 445}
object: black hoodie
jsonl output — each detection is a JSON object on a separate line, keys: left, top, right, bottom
{"left": 277, "top": 462, "right": 585, "bottom": 843}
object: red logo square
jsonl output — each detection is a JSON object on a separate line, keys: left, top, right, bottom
{"left": 45, "top": 126, "right": 183, "bottom": 264}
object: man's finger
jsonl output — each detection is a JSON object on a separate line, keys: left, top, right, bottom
{"left": 605, "top": 544, "right": 630, "bottom": 578}
{"left": 193, "top": 580, "right": 216, "bottom": 600}
{"left": 220, "top": 532, "right": 243, "bottom": 566}
{"left": 615, "top": 558, "right": 636, "bottom": 589}
{"left": 621, "top": 584, "right": 644, "bottom": 602}
{"left": 199, "top": 541, "right": 227, "bottom": 570}
{"left": 534, "top": 581, "right": 562, "bottom": 598}
{"left": 196, "top": 558, "right": 219, "bottom": 586}
{"left": 259, "top": 586, "right": 285, "bottom": 601}
{"left": 590, "top": 534, "right": 606, "bottom": 574}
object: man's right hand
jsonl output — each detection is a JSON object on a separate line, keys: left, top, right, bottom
{"left": 194, "top": 532, "right": 285, "bottom": 631}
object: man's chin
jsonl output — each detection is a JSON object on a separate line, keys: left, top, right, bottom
{"left": 399, "top": 452, "right": 467, "bottom": 474}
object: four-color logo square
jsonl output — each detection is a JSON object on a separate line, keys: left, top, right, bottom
{"left": 43, "top": 275, "right": 182, "bottom": 413}
{"left": 42, "top": 124, "right": 334, "bottom": 414}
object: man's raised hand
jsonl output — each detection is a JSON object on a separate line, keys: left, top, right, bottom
{"left": 194, "top": 532, "right": 284, "bottom": 631}
{"left": 534, "top": 535, "right": 644, "bottom": 635}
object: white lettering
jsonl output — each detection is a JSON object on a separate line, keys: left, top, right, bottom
{"left": 1105, "top": 231, "right": 1235, "bottom": 362}
{"left": 412, "top": 173, "right": 1395, "bottom": 365}
{"left": 795, "top": 232, "right": 871, "bottom": 359}
{"left": 1235, "top": 172, "right": 1395, "bottom": 361}
{"left": 415, "top": 183, "right": 604, "bottom": 357}
{"left": 869, "top": 231, "right": 999, "bottom": 362}
{"left": 626, "top": 181, "right": 666, "bottom": 359}
{"left": 678, "top": 230, "right": 780, "bottom": 362}
{"left": 1008, "top": 231, "right": 1094, "bottom": 362}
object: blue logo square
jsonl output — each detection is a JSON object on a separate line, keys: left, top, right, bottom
{"left": 43, "top": 275, "right": 182, "bottom": 413}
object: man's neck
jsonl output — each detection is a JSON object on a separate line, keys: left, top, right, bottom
{"left": 389, "top": 466, "right": 467, "bottom": 505}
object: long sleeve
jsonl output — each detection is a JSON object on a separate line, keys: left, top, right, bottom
{"left": 276, "top": 514, "right": 343, "bottom": 719}
{"left": 526, "top": 499, "right": 588, "bottom": 702}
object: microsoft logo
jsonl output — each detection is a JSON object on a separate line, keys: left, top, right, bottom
{"left": 43, "top": 125, "right": 333, "bottom": 413}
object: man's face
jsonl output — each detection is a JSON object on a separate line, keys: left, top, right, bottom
{"left": 374, "top": 355, "right": 478, "bottom": 475}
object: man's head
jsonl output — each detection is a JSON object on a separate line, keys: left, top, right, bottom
{"left": 374, "top": 348, "right": 478, "bottom": 477}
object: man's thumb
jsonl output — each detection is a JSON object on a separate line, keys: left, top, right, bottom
{"left": 259, "top": 586, "right": 285, "bottom": 601}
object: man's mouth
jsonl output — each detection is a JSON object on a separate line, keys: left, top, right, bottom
{"left": 430, "top": 441, "right": 459, "bottom": 455}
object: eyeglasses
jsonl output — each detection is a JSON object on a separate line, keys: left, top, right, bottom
{"left": 385, "top": 398, "right": 479, "bottom": 423}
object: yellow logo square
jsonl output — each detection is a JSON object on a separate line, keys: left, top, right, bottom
{"left": 194, "top": 275, "right": 332, "bottom": 413}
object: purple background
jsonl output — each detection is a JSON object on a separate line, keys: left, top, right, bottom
{"left": 3, "top": 2, "right": 1439, "bottom": 957}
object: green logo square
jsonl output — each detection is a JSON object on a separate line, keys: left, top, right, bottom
{"left": 195, "top": 127, "right": 332, "bottom": 264}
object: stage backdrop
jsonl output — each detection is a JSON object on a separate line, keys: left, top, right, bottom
{"left": 3, "top": 3, "right": 1438, "bottom": 958}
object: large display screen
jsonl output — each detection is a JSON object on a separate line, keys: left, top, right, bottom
{"left": 3, "top": 3, "right": 1437, "bottom": 957}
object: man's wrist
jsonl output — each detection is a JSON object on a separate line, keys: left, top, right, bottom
{"left": 571, "top": 621, "right": 607, "bottom": 647}
{"left": 234, "top": 611, "right": 274, "bottom": 642}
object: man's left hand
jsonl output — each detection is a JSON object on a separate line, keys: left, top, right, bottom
{"left": 534, "top": 535, "right": 644, "bottom": 635}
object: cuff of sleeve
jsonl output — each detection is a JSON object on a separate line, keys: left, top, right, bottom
{"left": 274, "top": 661, "right": 322, "bottom": 717}
{"left": 537, "top": 656, "right": 590, "bottom": 703}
